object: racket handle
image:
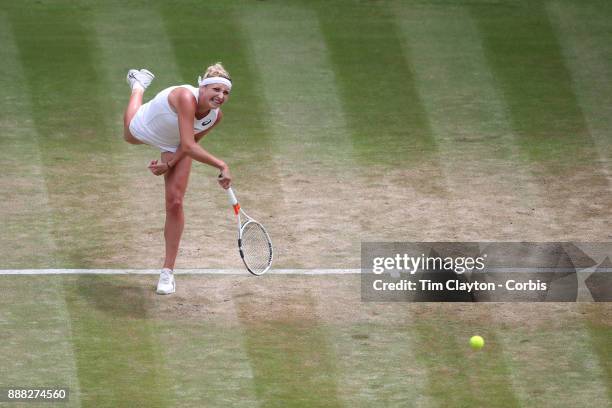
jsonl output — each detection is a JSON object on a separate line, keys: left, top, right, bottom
{"left": 219, "top": 173, "right": 239, "bottom": 212}
{"left": 226, "top": 187, "right": 241, "bottom": 214}
{"left": 226, "top": 187, "right": 238, "bottom": 205}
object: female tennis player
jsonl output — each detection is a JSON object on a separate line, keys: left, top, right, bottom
{"left": 123, "top": 63, "right": 232, "bottom": 295}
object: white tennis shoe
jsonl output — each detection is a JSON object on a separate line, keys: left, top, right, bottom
{"left": 126, "top": 68, "right": 155, "bottom": 91}
{"left": 156, "top": 268, "right": 175, "bottom": 295}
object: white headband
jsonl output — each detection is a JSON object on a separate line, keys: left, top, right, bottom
{"left": 198, "top": 76, "right": 232, "bottom": 89}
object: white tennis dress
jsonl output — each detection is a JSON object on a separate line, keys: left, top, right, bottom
{"left": 129, "top": 85, "right": 219, "bottom": 152}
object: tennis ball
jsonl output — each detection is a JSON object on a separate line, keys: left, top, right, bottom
{"left": 470, "top": 335, "right": 484, "bottom": 350}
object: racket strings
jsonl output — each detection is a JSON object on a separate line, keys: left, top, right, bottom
{"left": 241, "top": 222, "right": 272, "bottom": 274}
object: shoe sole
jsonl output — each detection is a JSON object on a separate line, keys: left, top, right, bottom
{"left": 156, "top": 283, "right": 175, "bottom": 295}
{"left": 140, "top": 68, "right": 155, "bottom": 79}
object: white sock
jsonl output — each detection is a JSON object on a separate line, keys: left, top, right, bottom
{"left": 162, "top": 267, "right": 173, "bottom": 274}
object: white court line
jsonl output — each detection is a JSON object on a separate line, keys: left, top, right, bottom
{"left": 0, "top": 269, "right": 361, "bottom": 275}
{"left": 2, "top": 268, "right": 608, "bottom": 275}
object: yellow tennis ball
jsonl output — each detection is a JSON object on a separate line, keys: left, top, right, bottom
{"left": 470, "top": 335, "right": 484, "bottom": 350}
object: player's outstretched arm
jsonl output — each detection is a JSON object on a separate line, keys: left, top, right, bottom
{"left": 173, "top": 89, "right": 231, "bottom": 185}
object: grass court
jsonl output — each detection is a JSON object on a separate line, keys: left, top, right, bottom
{"left": 1, "top": 1, "right": 611, "bottom": 406}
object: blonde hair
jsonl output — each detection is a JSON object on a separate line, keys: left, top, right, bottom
{"left": 203, "top": 62, "right": 231, "bottom": 81}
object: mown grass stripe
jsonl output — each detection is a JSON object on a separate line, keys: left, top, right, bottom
{"left": 496, "top": 305, "right": 611, "bottom": 408}
{"left": 305, "top": 0, "right": 455, "bottom": 258}
{"left": 0, "top": 14, "right": 82, "bottom": 406}
{"left": 309, "top": 0, "right": 438, "bottom": 166}
{"left": 471, "top": 1, "right": 611, "bottom": 238}
{"left": 0, "top": 277, "right": 84, "bottom": 406}
{"left": 312, "top": 276, "right": 429, "bottom": 407}
{"left": 149, "top": 277, "right": 260, "bottom": 408}
{"left": 0, "top": 13, "right": 58, "bottom": 268}
{"left": 547, "top": 2, "right": 612, "bottom": 400}
{"left": 547, "top": 0, "right": 612, "bottom": 188}
{"left": 238, "top": 2, "right": 365, "bottom": 267}
{"left": 392, "top": 6, "right": 545, "bottom": 402}
{"left": 0, "top": 276, "right": 82, "bottom": 408}
{"left": 393, "top": 3, "right": 553, "bottom": 240}
{"left": 6, "top": 1, "right": 128, "bottom": 268}
{"left": 56, "top": 280, "right": 83, "bottom": 408}
{"left": 234, "top": 284, "right": 342, "bottom": 408}
{"left": 469, "top": 1, "right": 602, "bottom": 165}
{"left": 238, "top": 2, "right": 356, "bottom": 168}
{"left": 392, "top": 5, "right": 533, "bottom": 404}
{"left": 63, "top": 275, "right": 169, "bottom": 407}
{"left": 151, "top": 321, "right": 260, "bottom": 408}
{"left": 411, "top": 312, "right": 520, "bottom": 408}
{"left": 582, "top": 304, "right": 612, "bottom": 404}
{"left": 398, "top": 4, "right": 609, "bottom": 404}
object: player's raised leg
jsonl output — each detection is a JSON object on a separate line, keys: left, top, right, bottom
{"left": 123, "top": 69, "right": 155, "bottom": 144}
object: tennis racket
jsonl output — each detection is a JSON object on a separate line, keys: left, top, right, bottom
{"left": 224, "top": 185, "right": 273, "bottom": 275}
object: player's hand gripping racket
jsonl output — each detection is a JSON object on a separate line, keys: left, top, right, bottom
{"left": 223, "top": 184, "right": 273, "bottom": 275}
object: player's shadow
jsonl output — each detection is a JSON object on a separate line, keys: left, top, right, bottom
{"left": 71, "top": 275, "right": 150, "bottom": 319}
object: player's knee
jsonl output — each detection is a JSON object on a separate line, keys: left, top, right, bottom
{"left": 165, "top": 195, "right": 184, "bottom": 214}
{"left": 123, "top": 129, "right": 141, "bottom": 145}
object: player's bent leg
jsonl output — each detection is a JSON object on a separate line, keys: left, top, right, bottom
{"left": 123, "top": 88, "right": 144, "bottom": 144}
{"left": 123, "top": 69, "right": 154, "bottom": 145}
